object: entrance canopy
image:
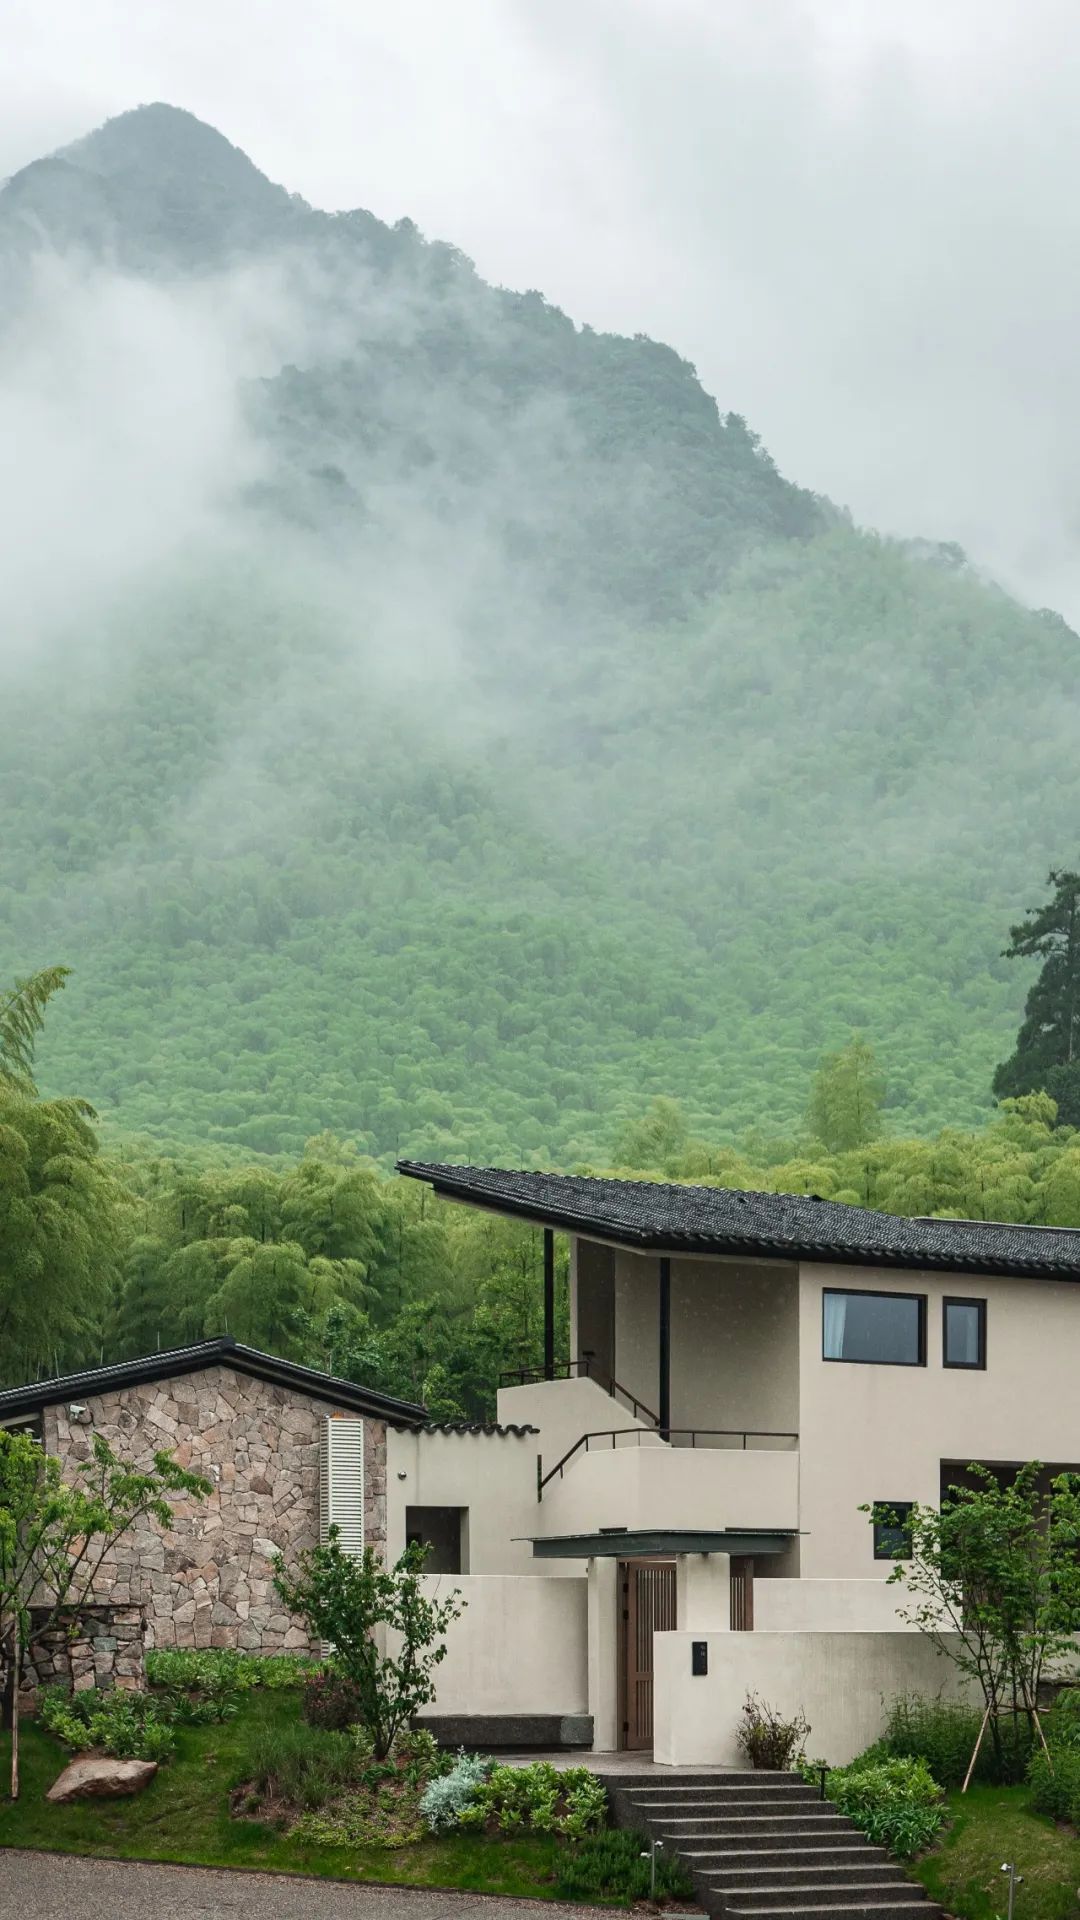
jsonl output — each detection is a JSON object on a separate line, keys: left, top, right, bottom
{"left": 527, "top": 1527, "right": 795, "bottom": 1559}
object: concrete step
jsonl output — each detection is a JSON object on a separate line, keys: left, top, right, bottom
{"left": 622, "top": 1797, "right": 822, "bottom": 1812}
{"left": 721, "top": 1904, "right": 937, "bottom": 1920}
{"left": 625, "top": 1781, "right": 812, "bottom": 1799}
{"left": 715, "top": 1884, "right": 926, "bottom": 1910}
{"left": 673, "top": 1816, "right": 854, "bottom": 1842}
{"left": 707, "top": 1865, "right": 920, "bottom": 1896}
{"left": 607, "top": 1771, "right": 796, "bottom": 1788}
{"left": 655, "top": 1812, "right": 850, "bottom": 1834}
{"left": 684, "top": 1844, "right": 890, "bottom": 1871}
{"left": 633, "top": 1788, "right": 822, "bottom": 1810}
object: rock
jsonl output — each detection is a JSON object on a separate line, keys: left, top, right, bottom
{"left": 46, "top": 1753, "right": 158, "bottom": 1803}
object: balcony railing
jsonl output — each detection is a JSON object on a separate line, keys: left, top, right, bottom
{"left": 499, "top": 1358, "right": 658, "bottom": 1428}
{"left": 537, "top": 1425, "right": 800, "bottom": 1498}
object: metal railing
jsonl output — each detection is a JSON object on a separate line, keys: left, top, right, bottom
{"left": 537, "top": 1425, "right": 799, "bottom": 1498}
{"left": 500, "top": 1357, "right": 659, "bottom": 1428}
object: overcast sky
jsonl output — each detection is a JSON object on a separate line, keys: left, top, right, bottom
{"left": 7, "top": 0, "right": 1080, "bottom": 615}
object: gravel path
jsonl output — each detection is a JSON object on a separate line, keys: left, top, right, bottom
{"left": 0, "top": 1849, "right": 609, "bottom": 1920}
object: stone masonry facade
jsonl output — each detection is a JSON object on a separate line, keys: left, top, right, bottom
{"left": 41, "top": 1365, "right": 387, "bottom": 1654}
{"left": 23, "top": 1604, "right": 146, "bottom": 1704}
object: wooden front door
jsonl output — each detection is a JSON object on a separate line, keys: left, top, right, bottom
{"left": 730, "top": 1555, "right": 755, "bottom": 1631}
{"left": 619, "top": 1558, "right": 677, "bottom": 1750}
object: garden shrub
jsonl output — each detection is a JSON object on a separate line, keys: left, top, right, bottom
{"left": 875, "top": 1692, "right": 1034, "bottom": 1787}
{"left": 244, "top": 1721, "right": 361, "bottom": 1811}
{"left": 444, "top": 1760, "right": 608, "bottom": 1837}
{"left": 39, "top": 1684, "right": 177, "bottom": 1763}
{"left": 146, "top": 1648, "right": 312, "bottom": 1692}
{"left": 419, "top": 1748, "right": 492, "bottom": 1831}
{"left": 302, "top": 1664, "right": 366, "bottom": 1731}
{"left": 1027, "top": 1742, "right": 1080, "bottom": 1822}
{"left": 825, "top": 1755, "right": 943, "bottom": 1859}
{"left": 737, "top": 1692, "right": 810, "bottom": 1771}
{"left": 555, "top": 1830, "right": 695, "bottom": 1903}
{"left": 1048, "top": 1686, "right": 1080, "bottom": 1752}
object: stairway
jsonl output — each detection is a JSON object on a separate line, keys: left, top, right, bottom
{"left": 603, "top": 1771, "right": 941, "bottom": 1920}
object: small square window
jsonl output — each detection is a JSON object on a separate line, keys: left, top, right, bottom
{"left": 943, "top": 1298, "right": 986, "bottom": 1370}
{"left": 873, "top": 1500, "right": 914, "bottom": 1561}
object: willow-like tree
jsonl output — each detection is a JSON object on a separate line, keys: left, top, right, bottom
{"left": 994, "top": 869, "right": 1080, "bottom": 1125}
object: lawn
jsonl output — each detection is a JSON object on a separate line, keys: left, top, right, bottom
{"left": 914, "top": 1784, "right": 1080, "bottom": 1920}
{"left": 0, "top": 1692, "right": 568, "bottom": 1897}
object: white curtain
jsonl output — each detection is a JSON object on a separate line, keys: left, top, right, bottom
{"left": 823, "top": 1291, "right": 848, "bottom": 1359}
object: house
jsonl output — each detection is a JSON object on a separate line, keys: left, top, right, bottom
{"left": 8, "top": 1165, "right": 1080, "bottom": 1763}
{"left": 392, "top": 1163, "right": 1080, "bottom": 1762}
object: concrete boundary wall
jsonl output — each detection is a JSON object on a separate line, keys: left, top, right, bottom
{"left": 754, "top": 1579, "right": 914, "bottom": 1634}
{"left": 418, "top": 1574, "right": 588, "bottom": 1718}
{"left": 653, "top": 1630, "right": 975, "bottom": 1767}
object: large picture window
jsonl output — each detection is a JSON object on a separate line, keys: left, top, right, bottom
{"left": 823, "top": 1288, "right": 926, "bottom": 1366}
{"left": 943, "top": 1297, "right": 986, "bottom": 1370}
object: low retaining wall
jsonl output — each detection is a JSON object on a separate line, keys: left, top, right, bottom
{"left": 653, "top": 1630, "right": 975, "bottom": 1767}
{"left": 21, "top": 1605, "right": 146, "bottom": 1707}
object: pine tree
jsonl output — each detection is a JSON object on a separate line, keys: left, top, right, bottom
{"left": 994, "top": 870, "right": 1080, "bottom": 1124}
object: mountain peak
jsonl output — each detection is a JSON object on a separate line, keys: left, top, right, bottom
{"left": 2, "top": 103, "right": 305, "bottom": 269}
{"left": 59, "top": 103, "right": 289, "bottom": 202}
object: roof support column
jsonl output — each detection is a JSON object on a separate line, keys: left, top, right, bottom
{"left": 658, "top": 1256, "right": 671, "bottom": 1438}
{"left": 543, "top": 1228, "right": 555, "bottom": 1380}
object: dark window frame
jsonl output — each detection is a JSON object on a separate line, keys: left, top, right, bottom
{"left": 942, "top": 1296, "right": 987, "bottom": 1371}
{"left": 872, "top": 1499, "right": 915, "bottom": 1561}
{"left": 822, "top": 1287, "right": 927, "bottom": 1367}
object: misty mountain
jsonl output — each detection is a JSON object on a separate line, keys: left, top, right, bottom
{"left": 1, "top": 103, "right": 1077, "bottom": 1162}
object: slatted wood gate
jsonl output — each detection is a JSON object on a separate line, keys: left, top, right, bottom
{"left": 730, "top": 1554, "right": 755, "bottom": 1631}
{"left": 619, "top": 1558, "right": 677, "bottom": 1749}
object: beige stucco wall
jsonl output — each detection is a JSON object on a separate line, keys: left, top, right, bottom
{"left": 44, "top": 1366, "right": 386, "bottom": 1651}
{"left": 609, "top": 1251, "right": 799, "bottom": 1437}
{"left": 415, "top": 1574, "right": 588, "bottom": 1717}
{"left": 386, "top": 1426, "right": 545, "bottom": 1574}
{"left": 653, "top": 1630, "right": 976, "bottom": 1766}
{"left": 754, "top": 1578, "right": 913, "bottom": 1632}
{"left": 536, "top": 1442, "right": 799, "bottom": 1537}
{"left": 797, "top": 1261, "right": 1080, "bottom": 1578}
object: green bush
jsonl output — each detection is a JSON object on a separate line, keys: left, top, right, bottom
{"left": 1027, "top": 1742, "right": 1080, "bottom": 1822}
{"left": 1047, "top": 1687, "right": 1080, "bottom": 1752}
{"left": 419, "top": 1749, "right": 492, "bottom": 1832}
{"left": 737, "top": 1692, "right": 810, "bottom": 1771}
{"left": 555, "top": 1830, "right": 696, "bottom": 1903}
{"left": 243, "top": 1722, "right": 361, "bottom": 1811}
{"left": 146, "top": 1648, "right": 312, "bottom": 1692}
{"left": 301, "top": 1665, "right": 365, "bottom": 1731}
{"left": 878, "top": 1692, "right": 1032, "bottom": 1787}
{"left": 39, "top": 1685, "right": 176, "bottom": 1763}
{"left": 826, "top": 1756, "right": 944, "bottom": 1860}
{"left": 454, "top": 1761, "right": 607, "bottom": 1837}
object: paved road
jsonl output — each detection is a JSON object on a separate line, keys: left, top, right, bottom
{"left": 0, "top": 1850, "right": 610, "bottom": 1920}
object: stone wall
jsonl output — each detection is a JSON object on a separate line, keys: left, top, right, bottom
{"left": 22, "top": 1604, "right": 145, "bottom": 1706}
{"left": 42, "top": 1365, "right": 387, "bottom": 1653}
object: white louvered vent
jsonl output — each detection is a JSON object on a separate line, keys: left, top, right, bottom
{"left": 319, "top": 1416, "right": 365, "bottom": 1557}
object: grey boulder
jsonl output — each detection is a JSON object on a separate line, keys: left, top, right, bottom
{"left": 46, "top": 1752, "right": 158, "bottom": 1803}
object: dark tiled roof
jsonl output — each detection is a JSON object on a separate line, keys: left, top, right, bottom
{"left": 397, "top": 1161, "right": 1080, "bottom": 1281}
{"left": 0, "top": 1337, "right": 427, "bottom": 1424}
{"left": 416, "top": 1420, "right": 539, "bottom": 1437}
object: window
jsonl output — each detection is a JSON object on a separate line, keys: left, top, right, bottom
{"left": 404, "top": 1506, "right": 467, "bottom": 1574}
{"left": 873, "top": 1500, "right": 914, "bottom": 1561}
{"left": 943, "top": 1297, "right": 986, "bottom": 1370}
{"left": 823, "top": 1288, "right": 926, "bottom": 1366}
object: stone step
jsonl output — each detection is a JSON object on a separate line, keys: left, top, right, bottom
{"left": 720, "top": 1904, "right": 937, "bottom": 1920}
{"left": 673, "top": 1816, "right": 853, "bottom": 1841}
{"left": 631, "top": 1788, "right": 822, "bottom": 1810}
{"left": 655, "top": 1812, "right": 850, "bottom": 1834}
{"left": 607, "top": 1771, "right": 797, "bottom": 1788}
{"left": 624, "top": 1780, "right": 811, "bottom": 1798}
{"left": 684, "top": 1844, "right": 890, "bottom": 1871}
{"left": 707, "top": 1865, "right": 919, "bottom": 1896}
{"left": 626, "top": 1797, "right": 826, "bottom": 1812}
{"left": 714, "top": 1883, "right": 927, "bottom": 1910}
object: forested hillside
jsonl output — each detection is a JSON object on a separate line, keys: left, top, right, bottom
{"left": 2, "top": 103, "right": 1078, "bottom": 1163}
